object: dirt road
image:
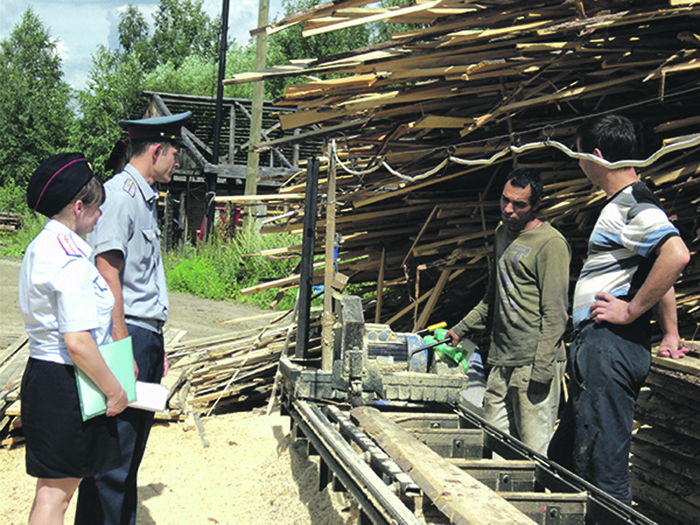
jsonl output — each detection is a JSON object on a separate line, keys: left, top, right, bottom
{"left": 0, "top": 258, "right": 357, "bottom": 525}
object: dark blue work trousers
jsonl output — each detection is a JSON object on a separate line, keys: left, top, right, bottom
{"left": 547, "top": 321, "right": 651, "bottom": 505}
{"left": 75, "top": 324, "right": 164, "bottom": 525}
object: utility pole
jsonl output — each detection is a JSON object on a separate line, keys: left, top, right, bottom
{"left": 243, "top": 0, "right": 270, "bottom": 231}
{"left": 205, "top": 0, "right": 230, "bottom": 239}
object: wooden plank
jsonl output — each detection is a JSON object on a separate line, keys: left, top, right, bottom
{"left": 0, "top": 335, "right": 27, "bottom": 369}
{"left": 301, "top": 0, "right": 445, "bottom": 37}
{"left": 632, "top": 427, "right": 700, "bottom": 482}
{"left": 631, "top": 472, "right": 700, "bottom": 525}
{"left": 635, "top": 389, "right": 700, "bottom": 439}
{"left": 651, "top": 354, "right": 700, "bottom": 375}
{"left": 415, "top": 266, "right": 452, "bottom": 330}
{"left": 350, "top": 406, "right": 538, "bottom": 525}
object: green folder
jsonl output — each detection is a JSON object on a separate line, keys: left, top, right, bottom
{"left": 75, "top": 336, "right": 137, "bottom": 421}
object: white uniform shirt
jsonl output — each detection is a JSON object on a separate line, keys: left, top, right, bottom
{"left": 87, "top": 164, "right": 168, "bottom": 328}
{"left": 18, "top": 219, "right": 114, "bottom": 365}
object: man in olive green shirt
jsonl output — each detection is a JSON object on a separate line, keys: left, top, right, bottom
{"left": 448, "top": 168, "right": 570, "bottom": 454}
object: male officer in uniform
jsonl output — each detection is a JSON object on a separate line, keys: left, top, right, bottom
{"left": 75, "top": 111, "right": 192, "bottom": 525}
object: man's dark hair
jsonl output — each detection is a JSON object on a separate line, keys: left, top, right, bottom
{"left": 506, "top": 167, "right": 543, "bottom": 205}
{"left": 575, "top": 113, "right": 638, "bottom": 163}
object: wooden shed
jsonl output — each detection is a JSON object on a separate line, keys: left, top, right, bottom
{"left": 107, "top": 91, "right": 320, "bottom": 244}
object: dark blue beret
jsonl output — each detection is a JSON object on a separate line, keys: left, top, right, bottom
{"left": 118, "top": 111, "right": 193, "bottom": 143}
{"left": 27, "top": 152, "right": 94, "bottom": 218}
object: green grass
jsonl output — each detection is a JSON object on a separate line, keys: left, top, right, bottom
{"left": 0, "top": 213, "right": 45, "bottom": 258}
{"left": 1, "top": 213, "right": 305, "bottom": 311}
{"left": 0, "top": 179, "right": 46, "bottom": 258}
{"left": 163, "top": 224, "right": 303, "bottom": 310}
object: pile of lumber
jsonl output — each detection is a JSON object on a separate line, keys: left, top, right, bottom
{"left": 162, "top": 318, "right": 301, "bottom": 415}
{"left": 0, "top": 212, "right": 21, "bottom": 232}
{"left": 0, "top": 336, "right": 28, "bottom": 447}
{"left": 0, "top": 309, "right": 310, "bottom": 444}
{"left": 227, "top": 0, "right": 700, "bottom": 338}
{"left": 632, "top": 342, "right": 700, "bottom": 525}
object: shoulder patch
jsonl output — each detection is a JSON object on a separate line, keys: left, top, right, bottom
{"left": 57, "top": 234, "right": 83, "bottom": 257}
{"left": 122, "top": 178, "right": 137, "bottom": 198}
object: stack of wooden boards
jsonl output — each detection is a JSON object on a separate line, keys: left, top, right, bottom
{"left": 228, "top": 0, "right": 700, "bottom": 336}
{"left": 632, "top": 343, "right": 700, "bottom": 525}
{"left": 0, "top": 309, "right": 304, "bottom": 444}
{"left": 0, "top": 336, "right": 28, "bottom": 447}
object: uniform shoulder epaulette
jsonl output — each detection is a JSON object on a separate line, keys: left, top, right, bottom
{"left": 122, "top": 178, "right": 137, "bottom": 198}
{"left": 57, "top": 234, "right": 83, "bottom": 257}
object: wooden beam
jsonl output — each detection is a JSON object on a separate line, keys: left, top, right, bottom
{"left": 350, "top": 406, "right": 538, "bottom": 525}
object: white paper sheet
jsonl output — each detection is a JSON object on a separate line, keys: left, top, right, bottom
{"left": 129, "top": 381, "right": 169, "bottom": 412}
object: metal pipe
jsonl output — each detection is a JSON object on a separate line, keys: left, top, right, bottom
{"left": 293, "top": 400, "right": 422, "bottom": 525}
{"left": 295, "top": 158, "right": 319, "bottom": 360}
{"left": 205, "top": 0, "right": 230, "bottom": 240}
{"left": 324, "top": 405, "right": 421, "bottom": 497}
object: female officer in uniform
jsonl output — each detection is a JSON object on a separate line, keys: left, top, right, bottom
{"left": 18, "top": 152, "right": 129, "bottom": 525}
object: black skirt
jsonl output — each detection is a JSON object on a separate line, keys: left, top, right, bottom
{"left": 21, "top": 358, "right": 120, "bottom": 479}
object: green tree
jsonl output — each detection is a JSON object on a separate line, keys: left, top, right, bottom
{"left": 117, "top": 4, "right": 156, "bottom": 71}
{"left": 71, "top": 46, "right": 144, "bottom": 179}
{"left": 0, "top": 8, "right": 74, "bottom": 190}
{"left": 151, "top": 0, "right": 219, "bottom": 68}
{"left": 118, "top": 4, "right": 149, "bottom": 54}
{"left": 143, "top": 40, "right": 269, "bottom": 100}
{"left": 371, "top": 0, "right": 425, "bottom": 43}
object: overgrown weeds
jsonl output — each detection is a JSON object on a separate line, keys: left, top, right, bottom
{"left": 164, "top": 224, "right": 302, "bottom": 310}
{"left": 2, "top": 212, "right": 302, "bottom": 311}
{"left": 0, "top": 214, "right": 45, "bottom": 259}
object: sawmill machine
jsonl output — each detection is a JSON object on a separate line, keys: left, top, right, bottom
{"left": 278, "top": 294, "right": 478, "bottom": 406}
{"left": 273, "top": 158, "right": 660, "bottom": 525}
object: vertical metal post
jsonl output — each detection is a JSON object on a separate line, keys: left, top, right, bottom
{"left": 205, "top": 0, "right": 230, "bottom": 240}
{"left": 295, "top": 158, "right": 319, "bottom": 360}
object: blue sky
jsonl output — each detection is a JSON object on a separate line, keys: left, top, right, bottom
{"left": 0, "top": 0, "right": 284, "bottom": 89}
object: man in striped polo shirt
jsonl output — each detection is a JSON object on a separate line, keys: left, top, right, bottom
{"left": 547, "top": 114, "right": 690, "bottom": 505}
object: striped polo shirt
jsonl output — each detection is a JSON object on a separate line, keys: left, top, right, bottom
{"left": 572, "top": 182, "right": 680, "bottom": 327}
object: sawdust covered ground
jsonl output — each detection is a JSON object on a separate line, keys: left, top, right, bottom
{"left": 0, "top": 408, "right": 359, "bottom": 525}
{"left": 0, "top": 259, "right": 359, "bottom": 525}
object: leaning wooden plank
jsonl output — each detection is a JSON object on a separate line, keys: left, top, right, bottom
{"left": 251, "top": 0, "right": 377, "bottom": 36}
{"left": 415, "top": 266, "right": 453, "bottom": 331}
{"left": 350, "top": 406, "right": 537, "bottom": 525}
{"left": 302, "top": 0, "right": 444, "bottom": 37}
{"left": 0, "top": 335, "right": 28, "bottom": 369}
